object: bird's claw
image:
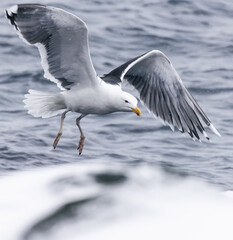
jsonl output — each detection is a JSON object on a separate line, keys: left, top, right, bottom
{"left": 77, "top": 135, "right": 85, "bottom": 155}
{"left": 53, "top": 132, "right": 62, "bottom": 149}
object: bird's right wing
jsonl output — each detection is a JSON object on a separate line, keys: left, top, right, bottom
{"left": 6, "top": 4, "right": 97, "bottom": 90}
{"left": 102, "top": 50, "right": 220, "bottom": 140}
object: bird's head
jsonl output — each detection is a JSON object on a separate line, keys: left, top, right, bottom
{"left": 121, "top": 92, "right": 141, "bottom": 116}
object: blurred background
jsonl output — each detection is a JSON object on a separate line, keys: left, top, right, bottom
{"left": 0, "top": 0, "right": 233, "bottom": 239}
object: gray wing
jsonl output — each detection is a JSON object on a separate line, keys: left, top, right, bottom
{"left": 6, "top": 4, "right": 96, "bottom": 90}
{"left": 102, "top": 50, "right": 220, "bottom": 140}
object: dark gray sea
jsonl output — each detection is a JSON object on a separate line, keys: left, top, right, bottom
{"left": 0, "top": 0, "right": 233, "bottom": 239}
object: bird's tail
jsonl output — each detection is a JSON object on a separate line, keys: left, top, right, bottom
{"left": 23, "top": 90, "right": 67, "bottom": 118}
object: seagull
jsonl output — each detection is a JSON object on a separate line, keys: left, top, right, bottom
{"left": 6, "top": 4, "right": 220, "bottom": 154}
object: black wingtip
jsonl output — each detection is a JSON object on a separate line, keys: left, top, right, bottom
{"left": 5, "top": 6, "right": 18, "bottom": 30}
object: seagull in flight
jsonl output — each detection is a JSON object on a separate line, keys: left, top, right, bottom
{"left": 6, "top": 4, "right": 220, "bottom": 154}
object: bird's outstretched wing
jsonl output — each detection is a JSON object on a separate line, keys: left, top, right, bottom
{"left": 102, "top": 50, "right": 220, "bottom": 140}
{"left": 6, "top": 4, "right": 96, "bottom": 90}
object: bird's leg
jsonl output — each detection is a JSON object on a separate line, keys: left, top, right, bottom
{"left": 76, "top": 114, "right": 86, "bottom": 155}
{"left": 53, "top": 110, "right": 69, "bottom": 149}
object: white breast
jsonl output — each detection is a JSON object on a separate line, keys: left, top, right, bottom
{"left": 63, "top": 77, "right": 124, "bottom": 115}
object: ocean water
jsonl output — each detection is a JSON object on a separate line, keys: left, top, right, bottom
{"left": 0, "top": 0, "right": 233, "bottom": 239}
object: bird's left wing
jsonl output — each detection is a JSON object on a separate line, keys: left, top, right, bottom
{"left": 102, "top": 50, "right": 220, "bottom": 140}
{"left": 6, "top": 4, "right": 97, "bottom": 90}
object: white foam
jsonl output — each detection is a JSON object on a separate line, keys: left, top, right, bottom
{"left": 0, "top": 162, "right": 233, "bottom": 240}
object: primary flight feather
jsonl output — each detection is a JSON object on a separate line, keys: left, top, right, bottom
{"left": 5, "top": 4, "right": 220, "bottom": 154}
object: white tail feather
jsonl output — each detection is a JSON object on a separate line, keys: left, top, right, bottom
{"left": 23, "top": 90, "right": 67, "bottom": 118}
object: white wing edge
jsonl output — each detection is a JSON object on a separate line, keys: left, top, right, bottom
{"left": 209, "top": 123, "right": 221, "bottom": 136}
{"left": 120, "top": 50, "right": 170, "bottom": 81}
{"left": 36, "top": 43, "right": 65, "bottom": 90}
{"left": 6, "top": 5, "right": 66, "bottom": 90}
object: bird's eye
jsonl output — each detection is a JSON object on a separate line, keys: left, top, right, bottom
{"left": 125, "top": 100, "right": 129, "bottom": 103}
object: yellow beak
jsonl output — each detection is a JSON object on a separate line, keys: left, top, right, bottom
{"left": 131, "top": 107, "right": 141, "bottom": 116}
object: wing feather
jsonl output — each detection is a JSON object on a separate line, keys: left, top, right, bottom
{"left": 6, "top": 4, "right": 96, "bottom": 90}
{"left": 102, "top": 50, "right": 220, "bottom": 140}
